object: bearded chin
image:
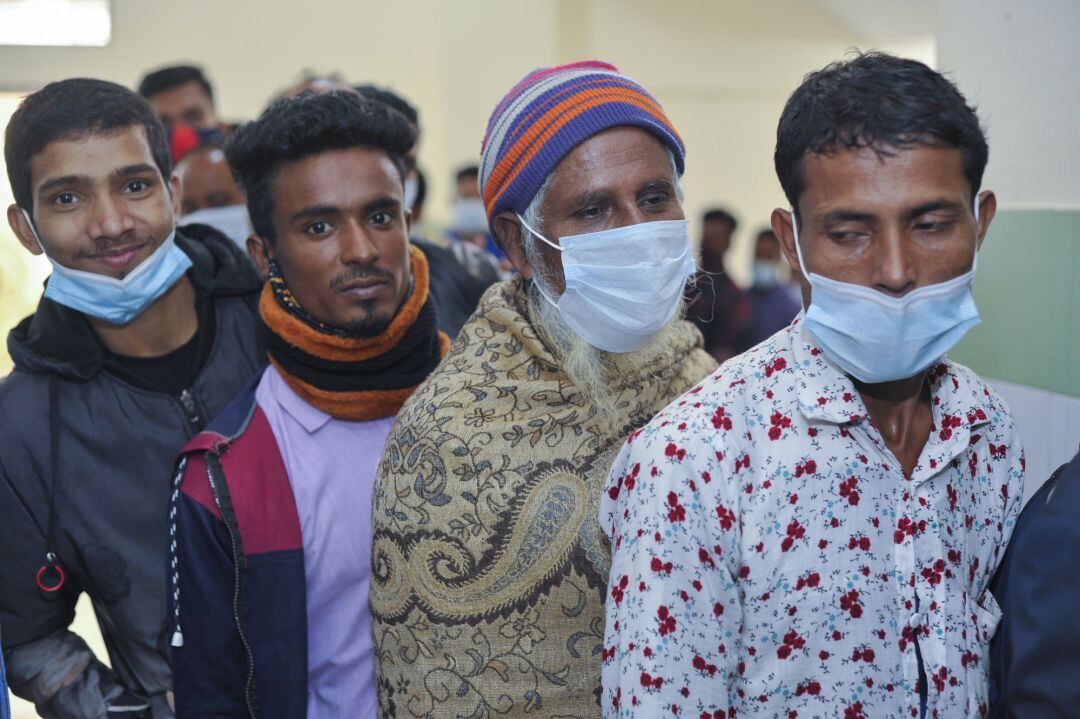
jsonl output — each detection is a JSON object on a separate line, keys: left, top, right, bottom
{"left": 527, "top": 279, "right": 681, "bottom": 423}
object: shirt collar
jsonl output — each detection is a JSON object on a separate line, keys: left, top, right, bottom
{"left": 790, "top": 315, "right": 872, "bottom": 425}
{"left": 265, "top": 364, "right": 334, "bottom": 434}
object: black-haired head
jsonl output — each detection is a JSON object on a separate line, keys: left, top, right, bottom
{"left": 5, "top": 78, "right": 171, "bottom": 212}
{"left": 775, "top": 51, "right": 988, "bottom": 215}
{"left": 138, "top": 64, "right": 213, "bottom": 103}
{"left": 225, "top": 90, "right": 417, "bottom": 244}
{"left": 354, "top": 85, "right": 419, "bottom": 128}
{"left": 702, "top": 207, "right": 738, "bottom": 232}
{"left": 455, "top": 164, "right": 480, "bottom": 184}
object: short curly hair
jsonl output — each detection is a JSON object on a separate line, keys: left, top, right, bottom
{"left": 225, "top": 90, "right": 417, "bottom": 243}
{"left": 775, "top": 51, "right": 988, "bottom": 215}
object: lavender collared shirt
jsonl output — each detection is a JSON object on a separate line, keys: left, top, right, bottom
{"left": 256, "top": 365, "right": 394, "bottom": 718}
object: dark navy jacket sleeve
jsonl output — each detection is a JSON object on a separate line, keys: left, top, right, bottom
{"left": 171, "top": 454, "right": 248, "bottom": 718}
{"left": 1, "top": 629, "right": 10, "bottom": 719}
{"left": 990, "top": 452, "right": 1080, "bottom": 718}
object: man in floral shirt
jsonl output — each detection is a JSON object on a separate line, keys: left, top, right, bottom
{"left": 600, "top": 52, "right": 1025, "bottom": 719}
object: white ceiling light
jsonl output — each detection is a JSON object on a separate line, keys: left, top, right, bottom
{"left": 0, "top": 0, "right": 111, "bottom": 46}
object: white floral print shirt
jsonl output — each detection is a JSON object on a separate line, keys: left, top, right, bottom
{"left": 600, "top": 316, "right": 1024, "bottom": 719}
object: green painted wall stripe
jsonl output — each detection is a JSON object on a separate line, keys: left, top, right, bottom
{"left": 950, "top": 208, "right": 1080, "bottom": 396}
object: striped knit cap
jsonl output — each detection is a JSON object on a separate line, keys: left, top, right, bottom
{"left": 479, "top": 60, "right": 685, "bottom": 231}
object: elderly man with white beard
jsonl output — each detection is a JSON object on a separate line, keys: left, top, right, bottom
{"left": 369, "top": 61, "right": 716, "bottom": 718}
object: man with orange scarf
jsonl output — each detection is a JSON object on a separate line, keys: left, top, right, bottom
{"left": 167, "top": 91, "right": 448, "bottom": 719}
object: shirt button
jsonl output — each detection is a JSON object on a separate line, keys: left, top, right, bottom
{"left": 908, "top": 612, "right": 924, "bottom": 629}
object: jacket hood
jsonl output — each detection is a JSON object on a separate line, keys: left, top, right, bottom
{"left": 7, "top": 227, "right": 262, "bottom": 381}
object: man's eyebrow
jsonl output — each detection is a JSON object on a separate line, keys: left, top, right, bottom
{"left": 568, "top": 189, "right": 611, "bottom": 210}
{"left": 637, "top": 178, "right": 675, "bottom": 194}
{"left": 291, "top": 204, "right": 342, "bottom": 222}
{"left": 37, "top": 174, "right": 87, "bottom": 196}
{"left": 822, "top": 210, "right": 876, "bottom": 224}
{"left": 362, "top": 196, "right": 400, "bottom": 213}
{"left": 115, "top": 163, "right": 158, "bottom": 177}
{"left": 906, "top": 200, "right": 964, "bottom": 218}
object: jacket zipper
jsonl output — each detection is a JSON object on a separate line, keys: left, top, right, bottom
{"left": 205, "top": 455, "right": 257, "bottom": 719}
{"left": 179, "top": 388, "right": 202, "bottom": 428}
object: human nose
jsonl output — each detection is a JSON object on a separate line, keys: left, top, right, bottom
{"left": 86, "top": 193, "right": 134, "bottom": 240}
{"left": 338, "top": 219, "right": 379, "bottom": 265}
{"left": 876, "top": 228, "right": 916, "bottom": 296}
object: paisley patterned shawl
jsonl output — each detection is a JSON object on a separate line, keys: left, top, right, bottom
{"left": 370, "top": 277, "right": 715, "bottom": 717}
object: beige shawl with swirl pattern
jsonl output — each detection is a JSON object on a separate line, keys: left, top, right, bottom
{"left": 371, "top": 277, "right": 715, "bottom": 718}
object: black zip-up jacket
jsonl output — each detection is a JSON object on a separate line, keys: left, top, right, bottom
{"left": 0, "top": 229, "right": 264, "bottom": 718}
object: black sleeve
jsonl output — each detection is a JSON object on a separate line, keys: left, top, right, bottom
{"left": 0, "top": 462, "right": 124, "bottom": 718}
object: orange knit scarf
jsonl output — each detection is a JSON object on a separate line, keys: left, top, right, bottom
{"left": 260, "top": 246, "right": 450, "bottom": 421}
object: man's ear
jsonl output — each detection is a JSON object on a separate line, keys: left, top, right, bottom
{"left": 247, "top": 235, "right": 272, "bottom": 280}
{"left": 168, "top": 173, "right": 183, "bottom": 222}
{"left": 7, "top": 204, "right": 43, "bottom": 256}
{"left": 493, "top": 211, "right": 532, "bottom": 279}
{"left": 771, "top": 207, "right": 801, "bottom": 275}
{"left": 975, "top": 190, "right": 997, "bottom": 250}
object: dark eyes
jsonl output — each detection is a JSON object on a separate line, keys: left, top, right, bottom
{"left": 53, "top": 192, "right": 78, "bottom": 206}
{"left": 306, "top": 221, "right": 332, "bottom": 235}
{"left": 371, "top": 211, "right": 393, "bottom": 225}
{"left": 125, "top": 179, "right": 152, "bottom": 193}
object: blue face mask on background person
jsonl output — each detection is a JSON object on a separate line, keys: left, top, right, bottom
{"left": 517, "top": 215, "right": 697, "bottom": 353}
{"left": 24, "top": 209, "right": 193, "bottom": 325}
{"left": 752, "top": 261, "right": 780, "bottom": 289}
{"left": 793, "top": 198, "right": 982, "bottom": 384}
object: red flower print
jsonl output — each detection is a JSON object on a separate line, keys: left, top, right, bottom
{"left": 838, "top": 475, "right": 860, "bottom": 505}
{"left": 611, "top": 575, "right": 629, "bottom": 605}
{"left": 712, "top": 406, "right": 734, "bottom": 431}
{"left": 665, "top": 443, "right": 687, "bottom": 461}
{"left": 781, "top": 519, "right": 806, "bottom": 552}
{"left": 839, "top": 589, "right": 864, "bottom": 618}
{"left": 667, "top": 492, "right": 686, "bottom": 522}
{"left": 657, "top": 605, "right": 677, "bottom": 636}
{"left": 848, "top": 535, "right": 871, "bottom": 552}
{"left": 716, "top": 504, "right": 736, "bottom": 531}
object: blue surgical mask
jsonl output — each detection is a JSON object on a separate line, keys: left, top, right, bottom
{"left": 793, "top": 199, "right": 982, "bottom": 384}
{"left": 24, "top": 209, "right": 193, "bottom": 325}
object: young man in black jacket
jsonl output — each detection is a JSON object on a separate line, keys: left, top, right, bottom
{"left": 0, "top": 78, "right": 264, "bottom": 718}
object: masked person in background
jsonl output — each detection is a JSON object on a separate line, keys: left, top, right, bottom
{"left": 0, "top": 79, "right": 263, "bottom": 718}
{"left": 601, "top": 52, "right": 1024, "bottom": 719}
{"left": 746, "top": 228, "right": 801, "bottom": 345}
{"left": 370, "top": 61, "right": 716, "bottom": 718}
{"left": 686, "top": 207, "right": 754, "bottom": 363}
{"left": 170, "top": 91, "right": 448, "bottom": 719}
{"left": 175, "top": 144, "right": 253, "bottom": 251}
{"left": 445, "top": 164, "right": 507, "bottom": 282}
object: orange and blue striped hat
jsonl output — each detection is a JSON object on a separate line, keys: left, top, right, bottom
{"left": 479, "top": 60, "right": 685, "bottom": 232}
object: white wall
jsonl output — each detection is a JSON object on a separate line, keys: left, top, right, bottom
{"left": 935, "top": 0, "right": 1080, "bottom": 498}
{"left": 937, "top": 0, "right": 1080, "bottom": 210}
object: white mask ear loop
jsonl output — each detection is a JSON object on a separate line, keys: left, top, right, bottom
{"left": 972, "top": 194, "right": 981, "bottom": 267}
{"left": 21, "top": 208, "right": 48, "bottom": 255}
{"left": 790, "top": 209, "right": 812, "bottom": 283}
{"left": 516, "top": 214, "right": 563, "bottom": 252}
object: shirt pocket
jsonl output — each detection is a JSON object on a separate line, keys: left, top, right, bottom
{"left": 962, "top": 589, "right": 1002, "bottom": 717}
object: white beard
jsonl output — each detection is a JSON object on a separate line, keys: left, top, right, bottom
{"left": 526, "top": 280, "right": 682, "bottom": 421}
